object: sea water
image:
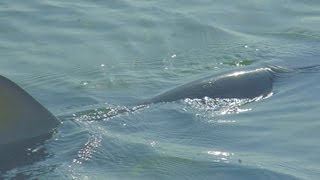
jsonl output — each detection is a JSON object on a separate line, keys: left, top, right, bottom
{"left": 0, "top": 0, "right": 320, "bottom": 179}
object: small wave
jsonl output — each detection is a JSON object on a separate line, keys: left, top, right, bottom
{"left": 72, "top": 103, "right": 147, "bottom": 122}
{"left": 181, "top": 96, "right": 270, "bottom": 119}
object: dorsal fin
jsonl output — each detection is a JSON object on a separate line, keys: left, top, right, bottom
{"left": 0, "top": 75, "right": 59, "bottom": 145}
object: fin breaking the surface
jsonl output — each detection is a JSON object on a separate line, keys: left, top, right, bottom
{"left": 0, "top": 75, "right": 59, "bottom": 145}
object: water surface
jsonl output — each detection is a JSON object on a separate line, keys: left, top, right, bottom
{"left": 1, "top": 0, "right": 320, "bottom": 179}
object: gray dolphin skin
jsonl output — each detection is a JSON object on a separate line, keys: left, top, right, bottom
{"left": 0, "top": 75, "right": 60, "bottom": 146}
{"left": 141, "top": 67, "right": 275, "bottom": 104}
{"left": 0, "top": 66, "right": 276, "bottom": 146}
{"left": 0, "top": 65, "right": 294, "bottom": 146}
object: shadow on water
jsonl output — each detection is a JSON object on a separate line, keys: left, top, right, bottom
{"left": 0, "top": 133, "right": 54, "bottom": 179}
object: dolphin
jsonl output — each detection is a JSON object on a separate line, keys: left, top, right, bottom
{"left": 0, "top": 67, "right": 273, "bottom": 145}
{"left": 1, "top": 64, "right": 319, "bottom": 174}
{"left": 1, "top": 64, "right": 319, "bottom": 146}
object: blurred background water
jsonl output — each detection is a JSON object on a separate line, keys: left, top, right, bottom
{"left": 0, "top": 0, "right": 320, "bottom": 179}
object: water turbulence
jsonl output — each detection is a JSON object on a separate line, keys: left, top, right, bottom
{"left": 183, "top": 97, "right": 258, "bottom": 118}
{"left": 49, "top": 63, "right": 309, "bottom": 179}
{"left": 72, "top": 104, "right": 148, "bottom": 122}
{"left": 63, "top": 92, "right": 288, "bottom": 180}
{"left": 62, "top": 65, "right": 298, "bottom": 124}
{"left": 71, "top": 94, "right": 269, "bottom": 123}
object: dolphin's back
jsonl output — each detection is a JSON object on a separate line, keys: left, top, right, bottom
{"left": 0, "top": 76, "right": 59, "bottom": 145}
{"left": 143, "top": 68, "right": 273, "bottom": 104}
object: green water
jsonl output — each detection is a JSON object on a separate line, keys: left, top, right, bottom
{"left": 1, "top": 0, "right": 320, "bottom": 179}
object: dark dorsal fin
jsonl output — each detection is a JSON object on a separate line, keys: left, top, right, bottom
{"left": 0, "top": 75, "right": 59, "bottom": 145}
